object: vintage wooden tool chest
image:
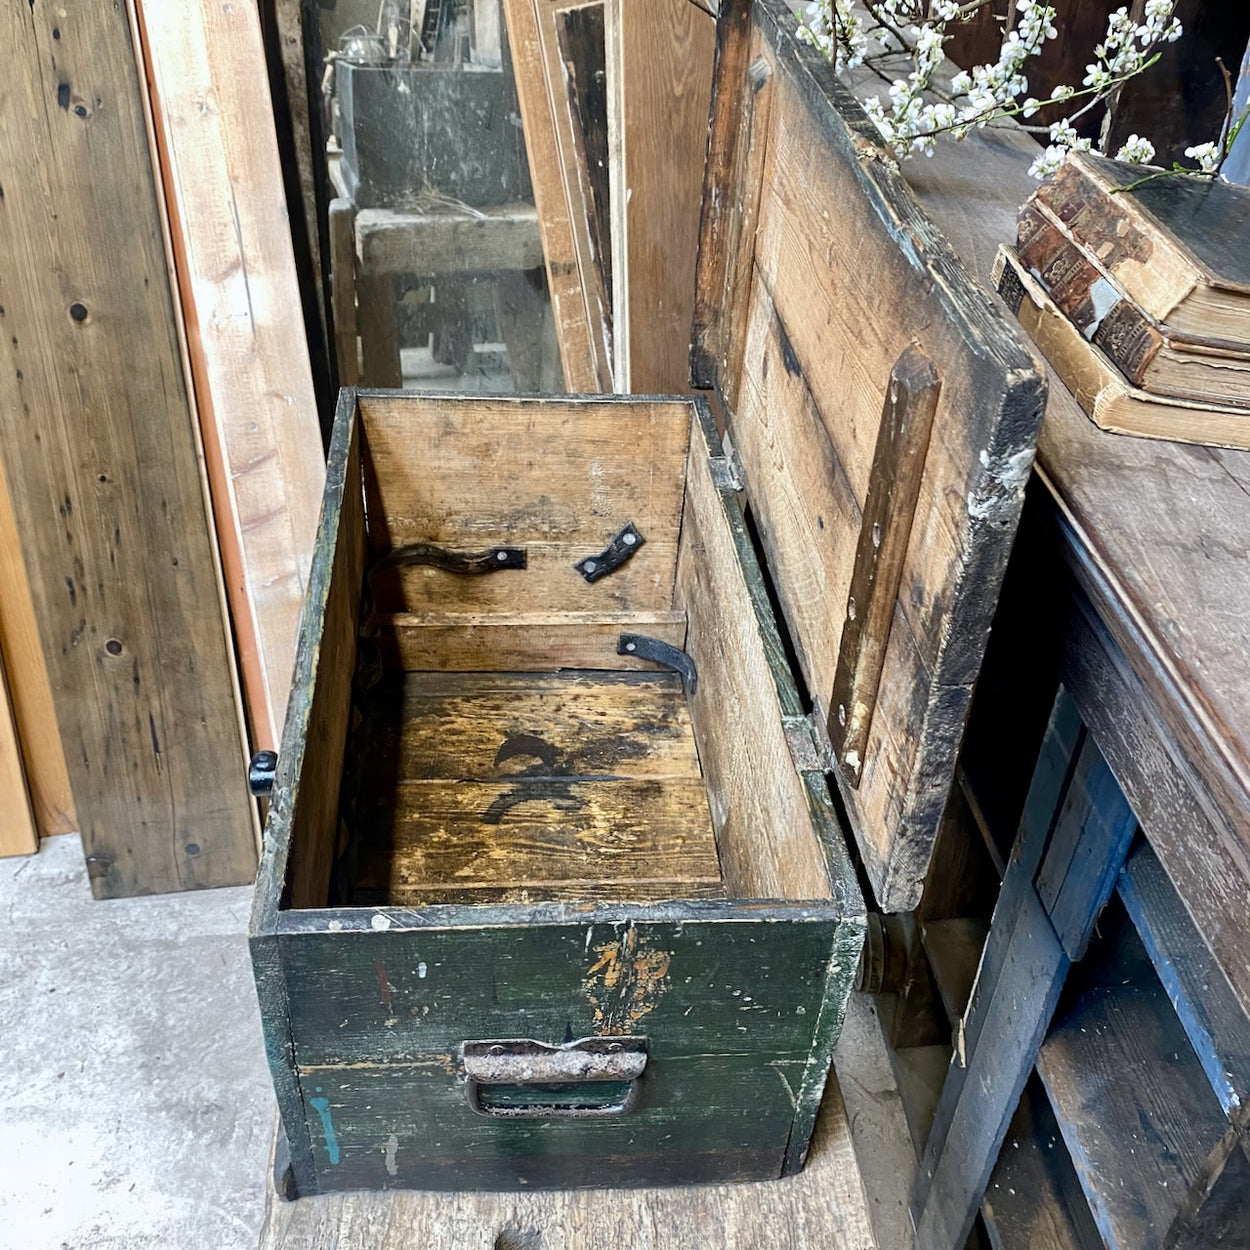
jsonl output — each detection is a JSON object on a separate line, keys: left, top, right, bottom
{"left": 249, "top": 0, "right": 1046, "bottom": 1197}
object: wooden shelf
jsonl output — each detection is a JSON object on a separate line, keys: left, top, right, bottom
{"left": 1118, "top": 840, "right": 1250, "bottom": 1120}
{"left": 984, "top": 1076, "right": 1103, "bottom": 1250}
{"left": 1037, "top": 903, "right": 1230, "bottom": 1250}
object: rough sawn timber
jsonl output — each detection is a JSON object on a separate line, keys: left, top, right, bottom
{"left": 134, "top": 0, "right": 326, "bottom": 753}
{"left": 0, "top": 0, "right": 255, "bottom": 896}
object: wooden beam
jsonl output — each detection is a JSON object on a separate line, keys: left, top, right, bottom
{"left": 503, "top": 0, "right": 613, "bottom": 391}
{"left": 605, "top": 0, "right": 716, "bottom": 392}
{"left": 0, "top": 1, "right": 256, "bottom": 895}
{"left": 0, "top": 457, "right": 76, "bottom": 839}
{"left": 356, "top": 204, "right": 544, "bottom": 275}
{"left": 134, "top": 0, "right": 326, "bottom": 752}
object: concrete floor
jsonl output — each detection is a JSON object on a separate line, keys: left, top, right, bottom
{"left": 0, "top": 834, "right": 274, "bottom": 1250}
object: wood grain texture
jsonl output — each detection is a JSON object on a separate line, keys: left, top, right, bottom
{"left": 897, "top": 105, "right": 1250, "bottom": 1011}
{"left": 352, "top": 776, "right": 722, "bottom": 904}
{"left": 258, "top": 1074, "right": 875, "bottom": 1246}
{"left": 705, "top": 2, "right": 1046, "bottom": 912}
{"left": 0, "top": 460, "right": 75, "bottom": 838}
{"left": 349, "top": 668, "right": 721, "bottom": 905}
{"left": 328, "top": 198, "right": 359, "bottom": 387}
{"left": 675, "top": 405, "right": 835, "bottom": 903}
{"left": 358, "top": 393, "right": 690, "bottom": 618}
{"left": 379, "top": 610, "right": 687, "bottom": 671}
{"left": 365, "top": 669, "right": 702, "bottom": 779}
{"left": 502, "top": 0, "right": 611, "bottom": 390}
{"left": 1037, "top": 908, "right": 1229, "bottom": 1250}
{"left": 0, "top": 1, "right": 254, "bottom": 896}
{"left": 0, "top": 646, "right": 37, "bottom": 856}
{"left": 605, "top": 0, "right": 716, "bottom": 392}
{"left": 534, "top": 0, "right": 614, "bottom": 384}
{"left": 134, "top": 0, "right": 325, "bottom": 752}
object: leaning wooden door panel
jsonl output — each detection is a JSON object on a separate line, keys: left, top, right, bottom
{"left": 694, "top": 0, "right": 1046, "bottom": 911}
{"left": 0, "top": 2, "right": 255, "bottom": 894}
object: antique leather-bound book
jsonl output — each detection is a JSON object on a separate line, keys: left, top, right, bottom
{"left": 1016, "top": 200, "right": 1250, "bottom": 405}
{"left": 996, "top": 245, "right": 1250, "bottom": 450}
{"left": 1032, "top": 152, "right": 1250, "bottom": 342}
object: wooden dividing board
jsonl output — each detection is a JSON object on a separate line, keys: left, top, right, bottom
{"left": 605, "top": 0, "right": 716, "bottom": 393}
{"left": 134, "top": 0, "right": 326, "bottom": 753}
{"left": 0, "top": 2, "right": 255, "bottom": 897}
{"left": 0, "top": 460, "right": 75, "bottom": 840}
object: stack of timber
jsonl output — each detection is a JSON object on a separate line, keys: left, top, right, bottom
{"left": 998, "top": 152, "right": 1250, "bottom": 449}
{"left": 0, "top": 1, "right": 257, "bottom": 893}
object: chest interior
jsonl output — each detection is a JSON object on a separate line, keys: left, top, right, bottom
{"left": 280, "top": 390, "right": 838, "bottom": 916}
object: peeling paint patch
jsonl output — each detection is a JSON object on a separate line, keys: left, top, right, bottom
{"left": 581, "top": 923, "right": 672, "bottom": 1034}
{"left": 384, "top": 1133, "right": 399, "bottom": 1177}
{"left": 375, "top": 962, "right": 393, "bottom": 1012}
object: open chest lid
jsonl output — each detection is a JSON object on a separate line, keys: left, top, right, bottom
{"left": 690, "top": 0, "right": 1047, "bottom": 912}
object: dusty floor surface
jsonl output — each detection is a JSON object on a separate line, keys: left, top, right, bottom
{"left": 0, "top": 834, "right": 273, "bottom": 1250}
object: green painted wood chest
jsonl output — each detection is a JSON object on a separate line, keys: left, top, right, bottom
{"left": 249, "top": 0, "right": 1044, "bottom": 1198}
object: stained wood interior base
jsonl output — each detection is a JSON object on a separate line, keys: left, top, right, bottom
{"left": 347, "top": 670, "right": 723, "bottom": 905}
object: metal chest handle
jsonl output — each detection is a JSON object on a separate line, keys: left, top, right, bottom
{"left": 461, "top": 1036, "right": 648, "bottom": 1120}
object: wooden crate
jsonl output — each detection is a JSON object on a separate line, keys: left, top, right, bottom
{"left": 252, "top": 390, "right": 864, "bottom": 1193}
{"left": 249, "top": 0, "right": 1046, "bottom": 1198}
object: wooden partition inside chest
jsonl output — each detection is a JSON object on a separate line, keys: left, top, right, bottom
{"left": 250, "top": 388, "right": 865, "bottom": 1195}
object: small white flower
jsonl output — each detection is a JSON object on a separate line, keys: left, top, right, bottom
{"left": 1029, "top": 146, "right": 1067, "bottom": 179}
{"left": 1184, "top": 141, "right": 1221, "bottom": 172}
{"left": 1115, "top": 134, "right": 1156, "bottom": 164}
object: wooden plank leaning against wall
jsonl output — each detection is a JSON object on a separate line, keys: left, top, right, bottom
{"left": 133, "top": 0, "right": 325, "bottom": 754}
{"left": 0, "top": 2, "right": 256, "bottom": 896}
{"left": 0, "top": 467, "right": 76, "bottom": 852}
{"left": 605, "top": 0, "right": 717, "bottom": 393}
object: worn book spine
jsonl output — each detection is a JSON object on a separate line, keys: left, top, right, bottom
{"left": 994, "top": 246, "right": 1250, "bottom": 452}
{"left": 1016, "top": 201, "right": 1163, "bottom": 386}
{"left": 1033, "top": 156, "right": 1198, "bottom": 324}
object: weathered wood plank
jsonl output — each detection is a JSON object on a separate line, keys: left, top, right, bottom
{"left": 502, "top": 0, "right": 612, "bottom": 391}
{"left": 675, "top": 405, "right": 833, "bottom": 903}
{"left": 380, "top": 610, "right": 687, "bottom": 671}
{"left": 605, "top": 0, "right": 716, "bottom": 392}
{"left": 0, "top": 0, "right": 255, "bottom": 895}
{"left": 358, "top": 393, "right": 690, "bottom": 616}
{"left": 328, "top": 198, "right": 359, "bottom": 388}
{"left": 0, "top": 459, "right": 75, "bottom": 839}
{"left": 1037, "top": 905, "right": 1230, "bottom": 1250}
{"left": 365, "top": 669, "right": 702, "bottom": 780}
{"left": 134, "top": 0, "right": 325, "bottom": 753}
{"left": 1118, "top": 839, "right": 1250, "bottom": 1122}
{"left": 356, "top": 204, "right": 544, "bottom": 275}
{"left": 351, "top": 775, "right": 722, "bottom": 904}
{"left": 252, "top": 390, "right": 365, "bottom": 923}
{"left": 708, "top": 1, "right": 1046, "bottom": 911}
{"left": 983, "top": 1076, "right": 1103, "bottom": 1250}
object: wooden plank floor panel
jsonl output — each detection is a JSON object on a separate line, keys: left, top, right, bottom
{"left": 259, "top": 1074, "right": 875, "bottom": 1249}
{"left": 348, "top": 671, "right": 722, "bottom": 906}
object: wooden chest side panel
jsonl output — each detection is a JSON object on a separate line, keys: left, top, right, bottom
{"left": 253, "top": 392, "right": 366, "bottom": 923}
{"left": 676, "top": 408, "right": 831, "bottom": 902}
{"left": 705, "top": 0, "right": 1046, "bottom": 910}
{"left": 357, "top": 394, "right": 690, "bottom": 619}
